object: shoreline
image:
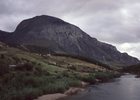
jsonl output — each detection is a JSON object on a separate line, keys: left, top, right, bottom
{"left": 34, "top": 87, "right": 85, "bottom": 100}
{"left": 34, "top": 82, "right": 88, "bottom": 100}
{"left": 34, "top": 74, "right": 121, "bottom": 100}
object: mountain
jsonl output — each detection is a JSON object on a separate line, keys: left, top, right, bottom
{"left": 0, "top": 15, "right": 139, "bottom": 67}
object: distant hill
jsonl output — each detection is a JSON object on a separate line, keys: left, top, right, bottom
{"left": 123, "top": 63, "right": 140, "bottom": 75}
{"left": 0, "top": 15, "right": 139, "bottom": 67}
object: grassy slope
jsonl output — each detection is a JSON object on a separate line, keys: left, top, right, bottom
{"left": 0, "top": 42, "right": 119, "bottom": 100}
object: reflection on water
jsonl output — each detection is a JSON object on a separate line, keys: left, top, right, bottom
{"left": 63, "top": 74, "right": 140, "bottom": 100}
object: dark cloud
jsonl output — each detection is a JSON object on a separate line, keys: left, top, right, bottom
{"left": 0, "top": 0, "right": 140, "bottom": 59}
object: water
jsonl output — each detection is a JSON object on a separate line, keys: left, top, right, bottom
{"left": 63, "top": 74, "right": 140, "bottom": 100}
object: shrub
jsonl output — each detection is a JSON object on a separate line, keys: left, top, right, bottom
{"left": 61, "top": 71, "right": 69, "bottom": 77}
{"left": 14, "top": 63, "right": 34, "bottom": 71}
{"left": 0, "top": 62, "right": 9, "bottom": 75}
{"left": 81, "top": 73, "right": 96, "bottom": 84}
{"left": 94, "top": 72, "right": 114, "bottom": 82}
{"left": 67, "top": 65, "right": 77, "bottom": 70}
{"left": 5, "top": 88, "right": 43, "bottom": 100}
{"left": 1, "top": 54, "right": 5, "bottom": 59}
{"left": 34, "top": 66, "right": 50, "bottom": 76}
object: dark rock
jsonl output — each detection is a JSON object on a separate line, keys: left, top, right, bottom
{"left": 0, "top": 15, "right": 139, "bottom": 67}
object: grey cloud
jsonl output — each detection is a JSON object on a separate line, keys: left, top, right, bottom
{"left": 0, "top": 0, "right": 32, "bottom": 15}
{"left": 0, "top": 0, "right": 140, "bottom": 58}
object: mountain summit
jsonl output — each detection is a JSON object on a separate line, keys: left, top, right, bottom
{"left": 0, "top": 15, "right": 139, "bottom": 67}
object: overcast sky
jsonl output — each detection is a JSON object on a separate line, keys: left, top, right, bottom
{"left": 0, "top": 0, "right": 140, "bottom": 59}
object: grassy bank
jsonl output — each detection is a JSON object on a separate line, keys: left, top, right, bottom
{"left": 0, "top": 65, "right": 119, "bottom": 100}
{"left": 0, "top": 72, "right": 80, "bottom": 100}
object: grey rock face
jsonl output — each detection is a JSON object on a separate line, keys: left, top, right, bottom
{"left": 0, "top": 15, "right": 139, "bottom": 67}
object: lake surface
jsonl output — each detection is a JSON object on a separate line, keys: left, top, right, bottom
{"left": 63, "top": 74, "right": 140, "bottom": 100}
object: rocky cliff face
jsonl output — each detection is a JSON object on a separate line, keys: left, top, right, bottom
{"left": 0, "top": 15, "right": 139, "bottom": 67}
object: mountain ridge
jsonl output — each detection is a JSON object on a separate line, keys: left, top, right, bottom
{"left": 0, "top": 15, "right": 139, "bottom": 67}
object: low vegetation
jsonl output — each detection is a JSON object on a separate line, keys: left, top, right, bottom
{"left": 0, "top": 43, "right": 120, "bottom": 100}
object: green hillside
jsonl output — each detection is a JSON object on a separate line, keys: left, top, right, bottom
{"left": 0, "top": 42, "right": 120, "bottom": 100}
